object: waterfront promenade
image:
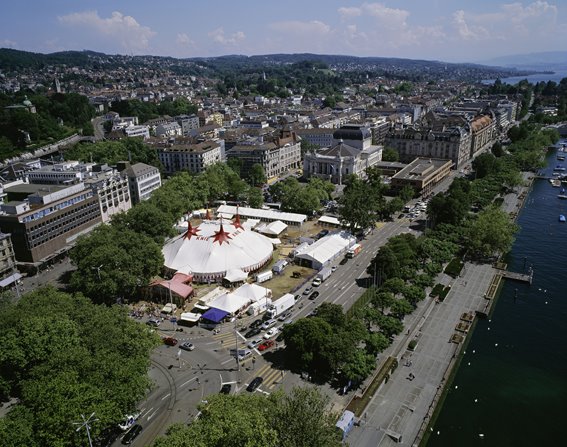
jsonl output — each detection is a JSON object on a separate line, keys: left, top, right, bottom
{"left": 347, "top": 176, "right": 533, "bottom": 447}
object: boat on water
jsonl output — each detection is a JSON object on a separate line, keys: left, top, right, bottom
{"left": 560, "top": 215, "right": 566, "bottom": 222}
{"left": 551, "top": 179, "right": 561, "bottom": 187}
{"left": 553, "top": 165, "right": 566, "bottom": 171}
{"left": 558, "top": 195, "right": 567, "bottom": 200}
{"left": 558, "top": 155, "right": 566, "bottom": 161}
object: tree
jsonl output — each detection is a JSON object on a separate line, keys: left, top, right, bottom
{"left": 247, "top": 163, "right": 267, "bottom": 187}
{"left": 153, "top": 393, "right": 278, "bottom": 447}
{"left": 111, "top": 201, "right": 175, "bottom": 243}
{"left": 382, "top": 146, "right": 399, "bottom": 162}
{"left": 338, "top": 176, "right": 377, "bottom": 233}
{"left": 377, "top": 314, "right": 404, "bottom": 338}
{"left": 270, "top": 387, "right": 342, "bottom": 447}
{"left": 0, "top": 288, "right": 159, "bottom": 447}
{"left": 341, "top": 349, "right": 376, "bottom": 383}
{"left": 365, "top": 332, "right": 390, "bottom": 355}
{"left": 399, "top": 185, "right": 415, "bottom": 203}
{"left": 69, "top": 225, "right": 163, "bottom": 305}
{"left": 390, "top": 299, "right": 414, "bottom": 319}
{"left": 472, "top": 153, "right": 498, "bottom": 179}
{"left": 465, "top": 206, "right": 519, "bottom": 259}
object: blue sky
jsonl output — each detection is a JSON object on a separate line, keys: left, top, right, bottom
{"left": 1, "top": 1, "right": 566, "bottom": 62}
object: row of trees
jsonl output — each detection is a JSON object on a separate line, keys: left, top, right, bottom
{"left": 110, "top": 97, "right": 198, "bottom": 124}
{"left": 0, "top": 288, "right": 160, "bottom": 447}
{"left": 63, "top": 138, "right": 161, "bottom": 167}
{"left": 153, "top": 387, "right": 342, "bottom": 447}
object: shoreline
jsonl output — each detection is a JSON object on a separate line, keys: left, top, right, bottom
{"left": 347, "top": 172, "right": 536, "bottom": 447}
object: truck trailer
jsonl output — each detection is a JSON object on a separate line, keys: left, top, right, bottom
{"left": 266, "top": 293, "right": 295, "bottom": 319}
{"left": 346, "top": 243, "right": 362, "bottom": 258}
{"left": 312, "top": 266, "right": 332, "bottom": 286}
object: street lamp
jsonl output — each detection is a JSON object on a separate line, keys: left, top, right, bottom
{"left": 73, "top": 412, "right": 98, "bottom": 447}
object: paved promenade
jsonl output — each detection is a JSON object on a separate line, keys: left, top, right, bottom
{"left": 347, "top": 175, "right": 533, "bottom": 447}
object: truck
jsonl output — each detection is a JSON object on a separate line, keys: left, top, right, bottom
{"left": 346, "top": 243, "right": 362, "bottom": 258}
{"left": 256, "top": 270, "right": 273, "bottom": 283}
{"left": 265, "top": 293, "right": 295, "bottom": 319}
{"left": 312, "top": 266, "right": 332, "bottom": 286}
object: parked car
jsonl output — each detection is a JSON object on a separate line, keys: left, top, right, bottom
{"left": 339, "top": 257, "right": 349, "bottom": 265}
{"left": 261, "top": 319, "right": 277, "bottom": 330}
{"left": 303, "top": 286, "right": 313, "bottom": 295}
{"left": 258, "top": 339, "right": 275, "bottom": 351}
{"left": 163, "top": 337, "right": 178, "bottom": 346}
{"left": 278, "top": 311, "right": 292, "bottom": 322}
{"left": 309, "top": 291, "right": 320, "bottom": 300}
{"left": 146, "top": 318, "right": 160, "bottom": 327}
{"left": 249, "top": 319, "right": 263, "bottom": 329}
{"left": 245, "top": 328, "right": 261, "bottom": 338}
{"left": 179, "top": 342, "right": 194, "bottom": 351}
{"left": 121, "top": 425, "right": 142, "bottom": 445}
{"left": 294, "top": 294, "right": 302, "bottom": 301}
{"left": 246, "top": 376, "right": 264, "bottom": 392}
{"left": 264, "top": 327, "right": 279, "bottom": 339}
{"left": 220, "top": 384, "right": 232, "bottom": 395}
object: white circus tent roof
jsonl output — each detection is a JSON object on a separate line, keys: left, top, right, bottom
{"left": 162, "top": 218, "right": 273, "bottom": 281}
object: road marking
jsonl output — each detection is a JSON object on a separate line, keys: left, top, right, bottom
{"left": 161, "top": 392, "right": 171, "bottom": 401}
{"left": 147, "top": 408, "right": 159, "bottom": 421}
{"left": 221, "top": 357, "right": 234, "bottom": 366}
{"left": 180, "top": 377, "right": 198, "bottom": 387}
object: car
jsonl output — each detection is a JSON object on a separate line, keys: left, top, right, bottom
{"left": 118, "top": 413, "right": 140, "bottom": 432}
{"left": 261, "top": 319, "right": 277, "bottom": 330}
{"left": 179, "top": 342, "right": 194, "bottom": 351}
{"left": 245, "top": 327, "right": 261, "bottom": 338}
{"left": 303, "top": 286, "right": 313, "bottom": 295}
{"left": 247, "top": 338, "right": 262, "bottom": 349}
{"left": 220, "top": 384, "right": 232, "bottom": 395}
{"left": 278, "top": 311, "right": 292, "bottom": 322}
{"left": 231, "top": 349, "right": 252, "bottom": 361}
{"left": 246, "top": 376, "right": 264, "bottom": 392}
{"left": 249, "top": 319, "right": 263, "bottom": 329}
{"left": 312, "top": 278, "right": 322, "bottom": 287}
{"left": 339, "top": 257, "right": 349, "bottom": 265}
{"left": 258, "top": 339, "right": 275, "bottom": 351}
{"left": 163, "top": 337, "right": 178, "bottom": 346}
{"left": 294, "top": 294, "right": 302, "bottom": 301}
{"left": 282, "top": 318, "right": 294, "bottom": 326}
{"left": 146, "top": 318, "right": 160, "bottom": 327}
{"left": 331, "top": 265, "right": 337, "bottom": 272}
{"left": 121, "top": 424, "right": 142, "bottom": 445}
{"left": 264, "top": 327, "right": 279, "bottom": 339}
{"left": 309, "top": 291, "right": 320, "bottom": 300}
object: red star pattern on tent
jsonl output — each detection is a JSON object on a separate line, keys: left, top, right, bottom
{"left": 183, "top": 221, "right": 200, "bottom": 240}
{"left": 212, "top": 219, "right": 232, "bottom": 245}
{"left": 233, "top": 205, "right": 244, "bottom": 230}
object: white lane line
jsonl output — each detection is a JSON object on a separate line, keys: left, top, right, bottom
{"left": 144, "top": 407, "right": 154, "bottom": 420}
{"left": 221, "top": 358, "right": 234, "bottom": 365}
{"left": 161, "top": 392, "right": 171, "bottom": 401}
{"left": 147, "top": 408, "right": 159, "bottom": 421}
{"left": 180, "top": 377, "right": 198, "bottom": 387}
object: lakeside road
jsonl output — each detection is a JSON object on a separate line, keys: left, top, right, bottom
{"left": 347, "top": 176, "right": 533, "bottom": 447}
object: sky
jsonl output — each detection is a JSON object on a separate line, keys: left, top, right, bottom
{"left": 1, "top": 0, "right": 566, "bottom": 63}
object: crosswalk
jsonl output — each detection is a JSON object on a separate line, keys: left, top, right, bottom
{"left": 212, "top": 329, "right": 245, "bottom": 348}
{"left": 251, "top": 363, "right": 287, "bottom": 391}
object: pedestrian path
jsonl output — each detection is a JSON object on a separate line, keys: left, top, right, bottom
{"left": 212, "top": 330, "right": 246, "bottom": 348}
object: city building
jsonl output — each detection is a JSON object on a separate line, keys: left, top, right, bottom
{"left": 84, "top": 165, "right": 132, "bottom": 223}
{"left": 158, "top": 140, "right": 223, "bottom": 175}
{"left": 156, "top": 122, "right": 182, "bottom": 137}
{"left": 0, "top": 183, "right": 102, "bottom": 265}
{"left": 390, "top": 157, "right": 452, "bottom": 197}
{"left": 303, "top": 124, "right": 383, "bottom": 184}
{"left": 118, "top": 162, "right": 162, "bottom": 204}
{"left": 0, "top": 232, "right": 19, "bottom": 289}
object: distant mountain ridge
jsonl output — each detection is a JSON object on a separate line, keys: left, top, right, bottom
{"left": 479, "top": 51, "right": 567, "bottom": 71}
{"left": 0, "top": 48, "right": 535, "bottom": 81}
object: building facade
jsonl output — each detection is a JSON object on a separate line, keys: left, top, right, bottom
{"left": 390, "top": 158, "right": 452, "bottom": 197}
{"left": 158, "top": 140, "right": 223, "bottom": 175}
{"left": 0, "top": 183, "right": 102, "bottom": 264}
{"left": 120, "top": 162, "right": 162, "bottom": 204}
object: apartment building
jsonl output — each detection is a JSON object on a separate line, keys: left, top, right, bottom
{"left": 118, "top": 162, "right": 162, "bottom": 204}
{"left": 158, "top": 140, "right": 223, "bottom": 175}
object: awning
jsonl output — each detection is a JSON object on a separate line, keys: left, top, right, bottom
{"left": 201, "top": 308, "right": 229, "bottom": 323}
{"left": 0, "top": 273, "right": 22, "bottom": 288}
{"left": 224, "top": 268, "right": 248, "bottom": 283}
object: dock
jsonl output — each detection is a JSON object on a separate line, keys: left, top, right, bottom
{"left": 498, "top": 269, "right": 533, "bottom": 285}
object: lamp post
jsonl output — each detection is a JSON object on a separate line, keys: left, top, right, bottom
{"left": 73, "top": 412, "right": 98, "bottom": 447}
{"left": 92, "top": 264, "right": 103, "bottom": 281}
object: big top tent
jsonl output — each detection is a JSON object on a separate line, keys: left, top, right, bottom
{"left": 162, "top": 215, "right": 274, "bottom": 283}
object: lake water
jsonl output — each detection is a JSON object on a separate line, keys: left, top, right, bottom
{"left": 426, "top": 141, "right": 567, "bottom": 447}
{"left": 482, "top": 70, "right": 567, "bottom": 85}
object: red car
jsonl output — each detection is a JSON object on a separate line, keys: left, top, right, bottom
{"left": 163, "top": 337, "right": 178, "bottom": 346}
{"left": 258, "top": 339, "right": 275, "bottom": 351}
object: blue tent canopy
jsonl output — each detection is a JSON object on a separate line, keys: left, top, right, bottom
{"left": 201, "top": 308, "right": 229, "bottom": 323}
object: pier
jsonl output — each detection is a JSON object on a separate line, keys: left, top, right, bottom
{"left": 498, "top": 268, "right": 533, "bottom": 285}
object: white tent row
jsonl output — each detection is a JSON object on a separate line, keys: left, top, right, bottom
{"left": 217, "top": 205, "right": 307, "bottom": 226}
{"left": 255, "top": 220, "right": 288, "bottom": 236}
{"left": 295, "top": 231, "right": 356, "bottom": 269}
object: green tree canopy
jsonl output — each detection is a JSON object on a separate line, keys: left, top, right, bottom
{"left": 465, "top": 205, "right": 519, "bottom": 259}
{"left": 382, "top": 146, "right": 399, "bottom": 162}
{"left": 70, "top": 225, "right": 163, "bottom": 305}
{"left": 0, "top": 288, "right": 159, "bottom": 447}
